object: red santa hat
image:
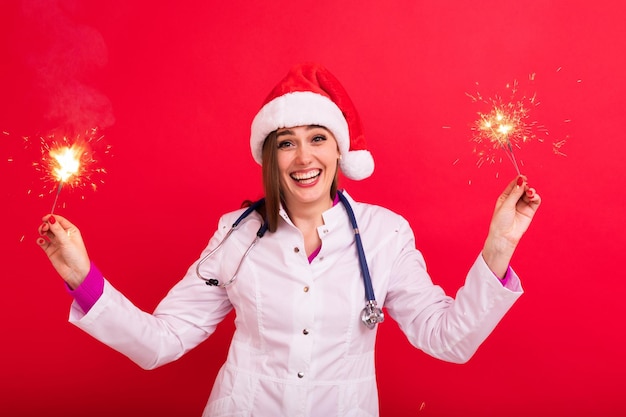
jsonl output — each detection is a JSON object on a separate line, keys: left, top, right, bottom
{"left": 250, "top": 63, "right": 374, "bottom": 180}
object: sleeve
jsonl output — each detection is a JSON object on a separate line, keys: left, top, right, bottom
{"left": 65, "top": 261, "right": 104, "bottom": 313}
{"left": 68, "top": 215, "right": 235, "bottom": 370}
{"left": 383, "top": 219, "right": 523, "bottom": 364}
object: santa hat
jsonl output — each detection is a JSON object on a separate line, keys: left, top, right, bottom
{"left": 250, "top": 63, "right": 374, "bottom": 180}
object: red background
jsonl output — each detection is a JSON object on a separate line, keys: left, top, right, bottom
{"left": 1, "top": 1, "right": 625, "bottom": 416}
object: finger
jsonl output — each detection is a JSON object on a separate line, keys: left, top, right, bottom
{"left": 52, "top": 215, "right": 79, "bottom": 235}
{"left": 47, "top": 214, "right": 73, "bottom": 228}
{"left": 526, "top": 189, "right": 542, "bottom": 206}
{"left": 37, "top": 234, "right": 51, "bottom": 244}
{"left": 532, "top": 192, "right": 542, "bottom": 206}
{"left": 499, "top": 175, "right": 527, "bottom": 207}
{"left": 519, "top": 188, "right": 542, "bottom": 209}
{"left": 45, "top": 214, "right": 75, "bottom": 240}
{"left": 37, "top": 220, "right": 52, "bottom": 241}
{"left": 45, "top": 215, "right": 62, "bottom": 239}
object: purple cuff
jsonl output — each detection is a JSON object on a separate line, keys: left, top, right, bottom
{"left": 497, "top": 266, "right": 512, "bottom": 287}
{"left": 65, "top": 261, "right": 104, "bottom": 313}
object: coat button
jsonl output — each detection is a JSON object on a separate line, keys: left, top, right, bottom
{"left": 303, "top": 329, "right": 309, "bottom": 335}
{"left": 294, "top": 247, "right": 300, "bottom": 253}
{"left": 297, "top": 372, "right": 304, "bottom": 378}
{"left": 303, "top": 286, "right": 309, "bottom": 292}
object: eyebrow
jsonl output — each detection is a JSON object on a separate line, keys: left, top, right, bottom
{"left": 276, "top": 129, "right": 294, "bottom": 138}
{"left": 276, "top": 125, "right": 327, "bottom": 137}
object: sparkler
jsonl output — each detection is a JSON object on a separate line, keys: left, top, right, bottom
{"left": 467, "top": 77, "right": 547, "bottom": 175}
{"left": 48, "top": 144, "right": 83, "bottom": 214}
{"left": 476, "top": 101, "right": 524, "bottom": 175}
{"left": 35, "top": 128, "right": 109, "bottom": 213}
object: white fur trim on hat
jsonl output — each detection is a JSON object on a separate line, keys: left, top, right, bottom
{"left": 250, "top": 91, "right": 350, "bottom": 165}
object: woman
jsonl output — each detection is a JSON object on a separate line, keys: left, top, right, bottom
{"left": 37, "top": 63, "right": 541, "bottom": 416}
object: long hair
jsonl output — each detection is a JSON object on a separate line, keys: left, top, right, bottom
{"left": 261, "top": 130, "right": 339, "bottom": 233}
{"left": 262, "top": 131, "right": 281, "bottom": 233}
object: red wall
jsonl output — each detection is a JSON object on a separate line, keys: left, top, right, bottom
{"left": 1, "top": 1, "right": 625, "bottom": 416}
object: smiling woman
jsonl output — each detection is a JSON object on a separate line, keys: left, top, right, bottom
{"left": 35, "top": 63, "right": 541, "bottom": 416}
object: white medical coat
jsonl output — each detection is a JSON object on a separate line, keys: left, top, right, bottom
{"left": 69, "top": 192, "right": 523, "bottom": 417}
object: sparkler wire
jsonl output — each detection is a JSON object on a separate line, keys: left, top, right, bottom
{"left": 502, "top": 142, "right": 521, "bottom": 176}
{"left": 50, "top": 182, "right": 63, "bottom": 214}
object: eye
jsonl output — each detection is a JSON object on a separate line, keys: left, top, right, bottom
{"left": 311, "top": 134, "right": 327, "bottom": 143}
{"left": 277, "top": 140, "right": 294, "bottom": 149}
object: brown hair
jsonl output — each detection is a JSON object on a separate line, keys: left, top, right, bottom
{"left": 261, "top": 130, "right": 339, "bottom": 233}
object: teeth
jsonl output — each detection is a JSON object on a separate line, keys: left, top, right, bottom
{"left": 291, "top": 170, "right": 321, "bottom": 181}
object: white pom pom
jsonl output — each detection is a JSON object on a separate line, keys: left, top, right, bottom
{"left": 339, "top": 150, "right": 374, "bottom": 180}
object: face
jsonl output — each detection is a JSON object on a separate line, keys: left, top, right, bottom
{"left": 275, "top": 125, "right": 340, "bottom": 210}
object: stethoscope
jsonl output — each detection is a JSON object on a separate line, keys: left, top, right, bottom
{"left": 196, "top": 190, "right": 384, "bottom": 329}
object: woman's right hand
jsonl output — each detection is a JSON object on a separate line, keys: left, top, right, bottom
{"left": 37, "top": 214, "right": 91, "bottom": 290}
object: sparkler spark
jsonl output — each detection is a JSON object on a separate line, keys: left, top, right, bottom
{"left": 48, "top": 144, "right": 83, "bottom": 214}
{"left": 33, "top": 128, "right": 110, "bottom": 213}
{"left": 50, "top": 145, "right": 82, "bottom": 181}
{"left": 458, "top": 68, "right": 576, "bottom": 180}
{"left": 467, "top": 78, "right": 543, "bottom": 175}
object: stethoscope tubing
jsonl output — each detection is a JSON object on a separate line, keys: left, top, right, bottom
{"left": 336, "top": 191, "right": 376, "bottom": 303}
{"left": 195, "top": 199, "right": 268, "bottom": 288}
{"left": 195, "top": 191, "right": 383, "bottom": 328}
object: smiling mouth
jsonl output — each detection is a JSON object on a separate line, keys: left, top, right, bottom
{"left": 291, "top": 169, "right": 321, "bottom": 184}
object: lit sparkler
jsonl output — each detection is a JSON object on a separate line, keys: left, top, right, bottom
{"left": 467, "top": 77, "right": 547, "bottom": 175}
{"left": 35, "top": 128, "right": 109, "bottom": 213}
{"left": 48, "top": 144, "right": 83, "bottom": 214}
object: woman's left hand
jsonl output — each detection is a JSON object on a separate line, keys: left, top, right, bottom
{"left": 482, "top": 175, "right": 542, "bottom": 278}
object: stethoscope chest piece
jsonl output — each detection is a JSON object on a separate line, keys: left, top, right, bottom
{"left": 361, "top": 300, "right": 385, "bottom": 329}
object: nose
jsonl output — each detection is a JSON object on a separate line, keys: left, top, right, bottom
{"left": 295, "top": 143, "right": 312, "bottom": 164}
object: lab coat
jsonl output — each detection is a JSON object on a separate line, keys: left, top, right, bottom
{"left": 69, "top": 192, "right": 523, "bottom": 417}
